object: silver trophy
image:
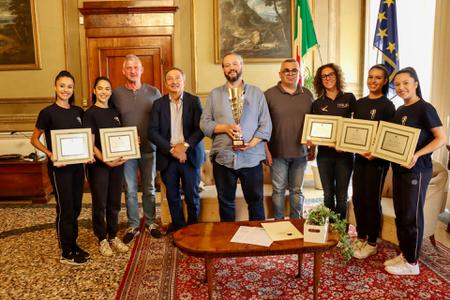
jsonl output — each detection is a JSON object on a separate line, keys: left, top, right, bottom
{"left": 228, "top": 87, "right": 245, "bottom": 148}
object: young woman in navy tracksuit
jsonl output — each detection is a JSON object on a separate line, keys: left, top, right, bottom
{"left": 312, "top": 63, "right": 356, "bottom": 220}
{"left": 384, "top": 67, "right": 446, "bottom": 275}
{"left": 351, "top": 65, "right": 395, "bottom": 259}
{"left": 84, "top": 77, "right": 130, "bottom": 257}
{"left": 31, "top": 71, "right": 90, "bottom": 265}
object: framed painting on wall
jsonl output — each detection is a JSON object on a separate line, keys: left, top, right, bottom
{"left": 214, "top": 0, "right": 294, "bottom": 63}
{"left": 0, "top": 0, "right": 41, "bottom": 70}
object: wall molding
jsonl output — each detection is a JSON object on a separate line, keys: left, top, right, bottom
{"left": 0, "top": 114, "right": 37, "bottom": 123}
{"left": 0, "top": 97, "right": 53, "bottom": 104}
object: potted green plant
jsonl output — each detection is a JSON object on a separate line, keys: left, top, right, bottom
{"left": 304, "top": 204, "right": 353, "bottom": 261}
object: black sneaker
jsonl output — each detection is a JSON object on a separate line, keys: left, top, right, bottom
{"left": 60, "top": 252, "right": 88, "bottom": 266}
{"left": 74, "top": 245, "right": 90, "bottom": 259}
{"left": 122, "top": 227, "right": 140, "bottom": 244}
{"left": 146, "top": 223, "right": 163, "bottom": 239}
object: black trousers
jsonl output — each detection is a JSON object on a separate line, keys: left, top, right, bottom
{"left": 212, "top": 161, "right": 265, "bottom": 222}
{"left": 352, "top": 160, "right": 388, "bottom": 243}
{"left": 87, "top": 163, "right": 124, "bottom": 241}
{"left": 48, "top": 163, "right": 84, "bottom": 255}
{"left": 392, "top": 170, "right": 432, "bottom": 263}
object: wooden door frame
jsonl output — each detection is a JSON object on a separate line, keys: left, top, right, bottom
{"left": 80, "top": 1, "right": 178, "bottom": 106}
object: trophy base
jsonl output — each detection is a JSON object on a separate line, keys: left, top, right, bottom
{"left": 232, "top": 139, "right": 246, "bottom": 149}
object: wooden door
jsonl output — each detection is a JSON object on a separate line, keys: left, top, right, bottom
{"left": 80, "top": 1, "right": 177, "bottom": 106}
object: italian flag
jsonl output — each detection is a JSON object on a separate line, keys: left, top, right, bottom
{"left": 294, "top": 0, "right": 318, "bottom": 83}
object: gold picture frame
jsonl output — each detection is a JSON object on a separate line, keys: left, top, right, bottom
{"left": 50, "top": 128, "right": 93, "bottom": 166}
{"left": 99, "top": 126, "right": 141, "bottom": 162}
{"left": 213, "top": 0, "right": 294, "bottom": 63}
{"left": 335, "top": 118, "right": 379, "bottom": 154}
{"left": 0, "top": 0, "right": 41, "bottom": 70}
{"left": 301, "top": 114, "right": 342, "bottom": 147}
{"left": 371, "top": 121, "right": 421, "bottom": 165}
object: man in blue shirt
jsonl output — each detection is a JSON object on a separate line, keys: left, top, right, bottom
{"left": 200, "top": 53, "right": 272, "bottom": 221}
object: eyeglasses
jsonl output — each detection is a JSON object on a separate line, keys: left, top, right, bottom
{"left": 321, "top": 72, "right": 336, "bottom": 80}
{"left": 281, "top": 69, "right": 299, "bottom": 75}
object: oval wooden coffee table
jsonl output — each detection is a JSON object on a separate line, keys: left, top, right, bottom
{"left": 173, "top": 219, "right": 338, "bottom": 300}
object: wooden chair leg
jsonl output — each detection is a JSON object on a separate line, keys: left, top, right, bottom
{"left": 429, "top": 234, "right": 437, "bottom": 247}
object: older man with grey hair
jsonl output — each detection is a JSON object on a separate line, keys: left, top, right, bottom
{"left": 111, "top": 54, "right": 162, "bottom": 243}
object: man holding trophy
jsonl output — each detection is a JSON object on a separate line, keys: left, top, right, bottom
{"left": 200, "top": 53, "right": 272, "bottom": 222}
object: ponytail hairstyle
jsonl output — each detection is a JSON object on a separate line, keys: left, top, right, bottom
{"left": 369, "top": 64, "right": 390, "bottom": 96}
{"left": 92, "top": 76, "right": 112, "bottom": 106}
{"left": 394, "top": 67, "right": 422, "bottom": 99}
{"left": 54, "top": 70, "right": 75, "bottom": 105}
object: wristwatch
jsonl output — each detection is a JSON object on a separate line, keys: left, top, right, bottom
{"left": 183, "top": 142, "right": 190, "bottom": 148}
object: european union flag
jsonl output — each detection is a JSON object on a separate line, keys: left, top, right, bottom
{"left": 373, "top": 0, "right": 399, "bottom": 91}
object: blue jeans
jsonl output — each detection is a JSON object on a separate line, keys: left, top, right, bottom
{"left": 213, "top": 160, "right": 265, "bottom": 222}
{"left": 123, "top": 152, "right": 156, "bottom": 228}
{"left": 316, "top": 152, "right": 353, "bottom": 220}
{"left": 270, "top": 157, "right": 307, "bottom": 220}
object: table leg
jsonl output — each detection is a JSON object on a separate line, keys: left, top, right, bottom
{"left": 206, "top": 256, "right": 214, "bottom": 300}
{"left": 313, "top": 252, "right": 322, "bottom": 300}
{"left": 296, "top": 253, "right": 303, "bottom": 278}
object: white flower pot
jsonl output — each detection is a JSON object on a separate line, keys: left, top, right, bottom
{"left": 304, "top": 220, "right": 329, "bottom": 244}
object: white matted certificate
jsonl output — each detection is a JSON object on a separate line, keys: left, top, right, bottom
{"left": 50, "top": 128, "right": 93, "bottom": 166}
{"left": 99, "top": 126, "right": 141, "bottom": 161}
{"left": 371, "top": 121, "right": 420, "bottom": 165}
{"left": 301, "top": 114, "right": 341, "bottom": 146}
{"left": 335, "top": 118, "right": 379, "bottom": 154}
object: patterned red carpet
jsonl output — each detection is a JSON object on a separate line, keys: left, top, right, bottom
{"left": 117, "top": 230, "right": 450, "bottom": 300}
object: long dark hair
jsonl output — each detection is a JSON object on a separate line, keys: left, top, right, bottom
{"left": 394, "top": 67, "right": 423, "bottom": 99}
{"left": 369, "top": 64, "right": 390, "bottom": 96}
{"left": 313, "top": 63, "right": 345, "bottom": 97}
{"left": 54, "top": 70, "right": 75, "bottom": 105}
{"left": 92, "top": 76, "right": 112, "bottom": 106}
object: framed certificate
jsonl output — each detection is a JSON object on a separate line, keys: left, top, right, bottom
{"left": 371, "top": 121, "right": 420, "bottom": 165}
{"left": 99, "top": 126, "right": 141, "bottom": 161}
{"left": 335, "top": 118, "right": 379, "bottom": 154}
{"left": 50, "top": 128, "right": 93, "bottom": 166}
{"left": 301, "top": 114, "right": 342, "bottom": 146}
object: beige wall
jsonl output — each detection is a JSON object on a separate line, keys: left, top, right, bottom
{"left": 0, "top": 0, "right": 67, "bottom": 132}
{"left": 0, "top": 0, "right": 365, "bottom": 132}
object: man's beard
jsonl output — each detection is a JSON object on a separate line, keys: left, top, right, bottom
{"left": 225, "top": 69, "right": 242, "bottom": 82}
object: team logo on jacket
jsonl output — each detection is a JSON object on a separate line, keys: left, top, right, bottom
{"left": 337, "top": 103, "right": 349, "bottom": 108}
{"left": 114, "top": 117, "right": 121, "bottom": 125}
{"left": 401, "top": 116, "right": 407, "bottom": 125}
{"left": 320, "top": 105, "right": 328, "bottom": 112}
{"left": 370, "top": 109, "right": 376, "bottom": 120}
{"left": 76, "top": 117, "right": 82, "bottom": 125}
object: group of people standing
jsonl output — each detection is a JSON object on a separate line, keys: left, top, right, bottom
{"left": 31, "top": 52, "right": 446, "bottom": 277}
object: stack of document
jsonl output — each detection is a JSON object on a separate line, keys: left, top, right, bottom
{"left": 231, "top": 221, "right": 303, "bottom": 247}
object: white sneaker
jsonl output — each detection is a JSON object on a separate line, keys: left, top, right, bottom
{"left": 99, "top": 239, "right": 113, "bottom": 257}
{"left": 110, "top": 237, "right": 129, "bottom": 253}
{"left": 352, "top": 239, "right": 366, "bottom": 252}
{"left": 385, "top": 260, "right": 420, "bottom": 275}
{"left": 353, "top": 243, "right": 377, "bottom": 259}
{"left": 384, "top": 253, "right": 404, "bottom": 267}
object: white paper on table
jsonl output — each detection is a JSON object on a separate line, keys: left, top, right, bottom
{"left": 230, "top": 226, "right": 273, "bottom": 247}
